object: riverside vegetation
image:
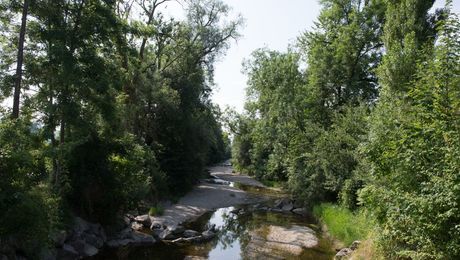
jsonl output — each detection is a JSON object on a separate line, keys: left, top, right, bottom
{"left": 1, "top": 0, "right": 459, "bottom": 259}
{"left": 229, "top": 0, "right": 460, "bottom": 259}
{"left": 0, "top": 0, "right": 236, "bottom": 258}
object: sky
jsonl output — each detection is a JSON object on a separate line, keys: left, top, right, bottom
{"left": 191, "top": 0, "right": 460, "bottom": 113}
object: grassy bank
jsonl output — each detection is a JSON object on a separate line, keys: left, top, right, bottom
{"left": 313, "top": 203, "right": 382, "bottom": 259}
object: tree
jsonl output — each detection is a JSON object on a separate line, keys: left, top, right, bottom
{"left": 11, "top": 0, "right": 29, "bottom": 118}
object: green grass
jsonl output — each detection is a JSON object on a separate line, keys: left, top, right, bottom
{"left": 313, "top": 203, "right": 372, "bottom": 245}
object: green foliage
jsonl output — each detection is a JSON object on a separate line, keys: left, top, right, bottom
{"left": 0, "top": 0, "right": 239, "bottom": 256}
{"left": 359, "top": 8, "right": 460, "bottom": 259}
{"left": 313, "top": 203, "right": 372, "bottom": 246}
{"left": 0, "top": 117, "right": 62, "bottom": 257}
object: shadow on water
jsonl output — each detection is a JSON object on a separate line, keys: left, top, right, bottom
{"left": 94, "top": 205, "right": 336, "bottom": 260}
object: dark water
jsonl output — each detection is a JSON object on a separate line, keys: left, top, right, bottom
{"left": 93, "top": 205, "right": 336, "bottom": 260}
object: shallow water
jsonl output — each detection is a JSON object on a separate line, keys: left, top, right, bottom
{"left": 94, "top": 205, "right": 336, "bottom": 260}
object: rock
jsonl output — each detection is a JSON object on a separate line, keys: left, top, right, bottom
{"left": 130, "top": 231, "right": 155, "bottom": 245}
{"left": 122, "top": 216, "right": 131, "bottom": 226}
{"left": 293, "top": 199, "right": 304, "bottom": 209}
{"left": 57, "top": 245, "right": 80, "bottom": 260}
{"left": 292, "top": 208, "right": 309, "bottom": 216}
{"left": 62, "top": 244, "right": 78, "bottom": 255}
{"left": 118, "top": 227, "right": 133, "bottom": 239}
{"left": 269, "top": 208, "right": 283, "bottom": 213}
{"left": 82, "top": 243, "right": 98, "bottom": 257}
{"left": 335, "top": 248, "right": 353, "bottom": 259}
{"left": 159, "top": 229, "right": 176, "bottom": 240}
{"left": 183, "top": 230, "right": 200, "bottom": 238}
{"left": 244, "top": 225, "right": 318, "bottom": 258}
{"left": 281, "top": 202, "right": 294, "bottom": 212}
{"left": 134, "top": 214, "right": 152, "bottom": 227}
{"left": 51, "top": 230, "right": 67, "bottom": 247}
{"left": 106, "top": 239, "right": 131, "bottom": 248}
{"left": 73, "top": 217, "right": 90, "bottom": 234}
{"left": 171, "top": 225, "right": 185, "bottom": 235}
{"left": 150, "top": 221, "right": 165, "bottom": 230}
{"left": 0, "top": 255, "right": 7, "bottom": 260}
{"left": 274, "top": 198, "right": 291, "bottom": 209}
{"left": 184, "top": 256, "right": 207, "bottom": 260}
{"left": 201, "top": 230, "right": 216, "bottom": 240}
{"left": 130, "top": 221, "right": 144, "bottom": 231}
{"left": 69, "top": 240, "right": 98, "bottom": 257}
{"left": 83, "top": 233, "right": 104, "bottom": 249}
{"left": 350, "top": 240, "right": 361, "bottom": 250}
{"left": 207, "top": 224, "right": 217, "bottom": 232}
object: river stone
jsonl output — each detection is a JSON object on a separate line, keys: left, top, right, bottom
{"left": 130, "top": 221, "right": 144, "bottom": 231}
{"left": 62, "top": 244, "right": 78, "bottom": 255}
{"left": 274, "top": 198, "right": 291, "bottom": 209}
{"left": 245, "top": 225, "right": 318, "bottom": 258}
{"left": 134, "top": 215, "right": 152, "bottom": 227}
{"left": 51, "top": 230, "right": 67, "bottom": 247}
{"left": 183, "top": 230, "right": 200, "bottom": 238}
{"left": 159, "top": 229, "right": 176, "bottom": 240}
{"left": 83, "top": 233, "right": 104, "bottom": 248}
{"left": 201, "top": 230, "right": 216, "bottom": 240}
{"left": 171, "top": 225, "right": 186, "bottom": 235}
{"left": 292, "top": 208, "right": 308, "bottom": 216}
{"left": 69, "top": 240, "right": 98, "bottom": 257}
{"left": 130, "top": 231, "right": 156, "bottom": 245}
{"left": 73, "top": 217, "right": 90, "bottom": 234}
{"left": 350, "top": 240, "right": 361, "bottom": 250}
{"left": 281, "top": 202, "right": 294, "bottom": 212}
{"left": 106, "top": 239, "right": 131, "bottom": 248}
{"left": 335, "top": 248, "right": 353, "bottom": 259}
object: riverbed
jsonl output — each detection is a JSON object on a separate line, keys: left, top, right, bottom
{"left": 91, "top": 165, "right": 337, "bottom": 259}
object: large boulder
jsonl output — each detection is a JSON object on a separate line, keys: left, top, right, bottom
{"left": 244, "top": 225, "right": 318, "bottom": 258}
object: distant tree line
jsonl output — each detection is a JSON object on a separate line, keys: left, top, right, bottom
{"left": 0, "top": 0, "right": 236, "bottom": 256}
{"left": 230, "top": 0, "right": 460, "bottom": 258}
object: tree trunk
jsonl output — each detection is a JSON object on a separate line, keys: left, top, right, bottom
{"left": 12, "top": 0, "right": 29, "bottom": 119}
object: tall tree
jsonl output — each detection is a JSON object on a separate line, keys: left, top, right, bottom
{"left": 11, "top": 0, "right": 29, "bottom": 118}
